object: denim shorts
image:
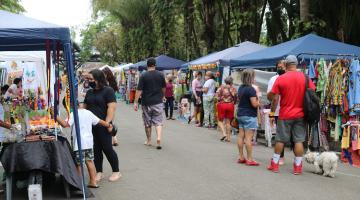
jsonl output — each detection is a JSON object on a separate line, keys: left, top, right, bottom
{"left": 237, "top": 116, "right": 258, "bottom": 130}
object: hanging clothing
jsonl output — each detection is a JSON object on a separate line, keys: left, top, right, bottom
{"left": 316, "top": 58, "right": 326, "bottom": 93}
{"left": 341, "top": 126, "right": 350, "bottom": 149}
{"left": 341, "top": 60, "right": 350, "bottom": 114}
{"left": 348, "top": 60, "right": 360, "bottom": 115}
{"left": 325, "top": 60, "right": 344, "bottom": 106}
{"left": 324, "top": 61, "right": 332, "bottom": 79}
{"left": 351, "top": 125, "right": 359, "bottom": 150}
{"left": 334, "top": 115, "right": 342, "bottom": 142}
{"left": 308, "top": 59, "right": 316, "bottom": 79}
{"left": 316, "top": 58, "right": 328, "bottom": 105}
{"left": 309, "top": 123, "right": 320, "bottom": 150}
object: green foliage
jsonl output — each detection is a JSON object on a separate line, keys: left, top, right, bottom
{"left": 81, "top": 0, "right": 360, "bottom": 64}
{"left": 0, "top": 0, "right": 25, "bottom": 13}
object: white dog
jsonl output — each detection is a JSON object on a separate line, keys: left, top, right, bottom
{"left": 304, "top": 151, "right": 338, "bottom": 178}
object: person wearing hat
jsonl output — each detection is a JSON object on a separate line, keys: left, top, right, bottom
{"left": 267, "top": 55, "right": 316, "bottom": 175}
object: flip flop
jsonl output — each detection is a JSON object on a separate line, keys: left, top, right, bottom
{"left": 220, "top": 136, "right": 226, "bottom": 141}
{"left": 144, "top": 141, "right": 152, "bottom": 146}
{"left": 156, "top": 146, "right": 162, "bottom": 150}
{"left": 87, "top": 185, "right": 100, "bottom": 188}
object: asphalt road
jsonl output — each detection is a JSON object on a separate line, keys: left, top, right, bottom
{"left": 8, "top": 102, "right": 360, "bottom": 199}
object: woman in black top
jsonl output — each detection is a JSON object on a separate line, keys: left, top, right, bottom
{"left": 84, "top": 69, "right": 121, "bottom": 182}
{"left": 102, "top": 67, "right": 120, "bottom": 146}
{"left": 236, "top": 69, "right": 260, "bottom": 166}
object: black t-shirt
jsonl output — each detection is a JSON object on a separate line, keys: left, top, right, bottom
{"left": 137, "top": 70, "right": 166, "bottom": 106}
{"left": 237, "top": 85, "right": 257, "bottom": 117}
{"left": 84, "top": 86, "right": 116, "bottom": 120}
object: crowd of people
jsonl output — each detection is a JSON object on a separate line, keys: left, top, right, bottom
{"left": 59, "top": 53, "right": 315, "bottom": 192}
{"left": 131, "top": 55, "right": 315, "bottom": 174}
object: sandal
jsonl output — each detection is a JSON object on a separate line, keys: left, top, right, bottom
{"left": 245, "top": 160, "right": 260, "bottom": 166}
{"left": 188, "top": 117, "right": 192, "bottom": 124}
{"left": 237, "top": 158, "right": 247, "bottom": 164}
{"left": 87, "top": 184, "right": 100, "bottom": 188}
{"left": 109, "top": 172, "right": 122, "bottom": 182}
{"left": 220, "top": 136, "right": 226, "bottom": 141}
{"left": 156, "top": 139, "right": 162, "bottom": 150}
{"left": 144, "top": 141, "right": 152, "bottom": 146}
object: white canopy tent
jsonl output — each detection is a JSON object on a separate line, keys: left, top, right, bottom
{"left": 0, "top": 51, "right": 52, "bottom": 100}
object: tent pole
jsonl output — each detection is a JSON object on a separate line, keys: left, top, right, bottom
{"left": 64, "top": 42, "right": 87, "bottom": 200}
{"left": 52, "top": 40, "right": 58, "bottom": 140}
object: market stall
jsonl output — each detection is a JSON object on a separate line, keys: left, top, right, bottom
{"left": 129, "top": 55, "right": 185, "bottom": 104}
{"left": 131, "top": 55, "right": 185, "bottom": 71}
{"left": 182, "top": 42, "right": 266, "bottom": 128}
{"left": 230, "top": 34, "right": 360, "bottom": 166}
{"left": 0, "top": 10, "right": 87, "bottom": 199}
{"left": 185, "top": 41, "right": 266, "bottom": 84}
{"left": 113, "top": 63, "right": 133, "bottom": 101}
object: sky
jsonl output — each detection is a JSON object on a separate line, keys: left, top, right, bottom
{"left": 21, "top": 0, "right": 93, "bottom": 42}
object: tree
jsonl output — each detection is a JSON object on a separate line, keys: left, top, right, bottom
{"left": 0, "top": 0, "right": 25, "bottom": 13}
{"left": 86, "top": 0, "right": 360, "bottom": 63}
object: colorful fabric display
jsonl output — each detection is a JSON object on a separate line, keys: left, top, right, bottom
{"left": 325, "top": 60, "right": 344, "bottom": 106}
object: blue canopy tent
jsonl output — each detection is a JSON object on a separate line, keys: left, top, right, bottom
{"left": 131, "top": 55, "right": 185, "bottom": 71}
{"left": 230, "top": 34, "right": 360, "bottom": 68}
{"left": 0, "top": 10, "right": 87, "bottom": 199}
{"left": 191, "top": 42, "right": 266, "bottom": 68}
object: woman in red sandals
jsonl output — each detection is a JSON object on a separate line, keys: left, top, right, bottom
{"left": 236, "top": 69, "right": 260, "bottom": 166}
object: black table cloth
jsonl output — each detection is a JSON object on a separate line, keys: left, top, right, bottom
{"left": 0, "top": 136, "right": 83, "bottom": 191}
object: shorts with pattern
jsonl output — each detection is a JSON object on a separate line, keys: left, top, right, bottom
{"left": 276, "top": 118, "right": 306, "bottom": 143}
{"left": 74, "top": 148, "right": 94, "bottom": 165}
{"left": 142, "top": 103, "right": 164, "bottom": 128}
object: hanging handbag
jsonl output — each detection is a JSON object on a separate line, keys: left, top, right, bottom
{"left": 110, "top": 123, "right": 118, "bottom": 136}
{"left": 231, "top": 118, "right": 239, "bottom": 129}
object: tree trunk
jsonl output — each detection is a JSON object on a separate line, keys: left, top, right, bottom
{"left": 184, "top": 0, "right": 201, "bottom": 59}
{"left": 201, "top": 0, "right": 216, "bottom": 53}
{"left": 300, "top": 0, "right": 310, "bottom": 21}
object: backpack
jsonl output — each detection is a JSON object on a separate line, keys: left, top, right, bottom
{"left": 303, "top": 74, "right": 321, "bottom": 125}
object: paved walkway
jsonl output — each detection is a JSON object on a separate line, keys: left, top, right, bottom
{"left": 90, "top": 102, "right": 360, "bottom": 200}
{"left": 8, "top": 102, "right": 360, "bottom": 199}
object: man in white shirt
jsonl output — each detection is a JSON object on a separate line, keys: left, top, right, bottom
{"left": 267, "top": 60, "right": 286, "bottom": 165}
{"left": 202, "top": 71, "right": 216, "bottom": 128}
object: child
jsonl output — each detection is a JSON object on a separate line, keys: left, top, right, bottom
{"left": 56, "top": 102, "right": 112, "bottom": 188}
{"left": 178, "top": 95, "right": 190, "bottom": 121}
